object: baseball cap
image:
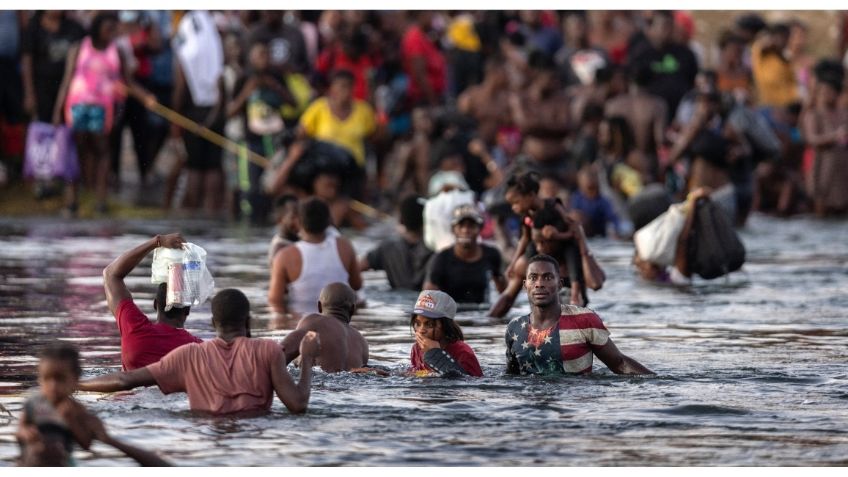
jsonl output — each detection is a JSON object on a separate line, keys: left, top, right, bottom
{"left": 412, "top": 290, "right": 457, "bottom": 320}
{"left": 451, "top": 203, "right": 484, "bottom": 226}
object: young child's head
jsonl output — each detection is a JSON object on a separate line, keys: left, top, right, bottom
{"left": 505, "top": 172, "right": 540, "bottom": 215}
{"left": 37, "top": 343, "right": 81, "bottom": 406}
{"left": 248, "top": 40, "right": 270, "bottom": 73}
{"left": 410, "top": 290, "right": 464, "bottom": 345}
{"left": 312, "top": 172, "right": 341, "bottom": 202}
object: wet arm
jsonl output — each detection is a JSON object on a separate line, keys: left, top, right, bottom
{"left": 593, "top": 339, "right": 654, "bottom": 375}
{"left": 281, "top": 328, "right": 308, "bottom": 364}
{"left": 268, "top": 249, "right": 291, "bottom": 315}
{"left": 77, "top": 368, "right": 157, "bottom": 393}
{"left": 271, "top": 349, "right": 314, "bottom": 414}
{"left": 103, "top": 234, "right": 183, "bottom": 315}
{"left": 99, "top": 434, "right": 172, "bottom": 467}
{"left": 507, "top": 225, "right": 531, "bottom": 273}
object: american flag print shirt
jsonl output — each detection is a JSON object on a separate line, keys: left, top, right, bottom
{"left": 505, "top": 305, "right": 610, "bottom": 375}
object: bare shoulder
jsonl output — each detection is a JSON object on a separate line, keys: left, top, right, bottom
{"left": 296, "top": 313, "right": 324, "bottom": 330}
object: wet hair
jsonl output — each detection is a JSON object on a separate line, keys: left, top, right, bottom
{"left": 814, "top": 59, "right": 844, "bottom": 92}
{"left": 532, "top": 204, "right": 566, "bottom": 231}
{"left": 330, "top": 69, "right": 355, "bottom": 85}
{"left": 299, "top": 197, "right": 331, "bottom": 234}
{"left": 155, "top": 282, "right": 191, "bottom": 320}
{"left": 527, "top": 254, "right": 561, "bottom": 276}
{"left": 89, "top": 12, "right": 118, "bottom": 45}
{"left": 399, "top": 194, "right": 425, "bottom": 233}
{"left": 505, "top": 172, "right": 540, "bottom": 196}
{"left": 37, "top": 342, "right": 81, "bottom": 378}
{"left": 274, "top": 194, "right": 298, "bottom": 210}
{"left": 211, "top": 288, "right": 250, "bottom": 332}
{"left": 409, "top": 316, "right": 465, "bottom": 343}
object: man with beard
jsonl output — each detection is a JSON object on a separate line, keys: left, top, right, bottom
{"left": 423, "top": 204, "right": 506, "bottom": 304}
{"left": 505, "top": 254, "right": 653, "bottom": 375}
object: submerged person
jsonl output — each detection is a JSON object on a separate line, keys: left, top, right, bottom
{"left": 423, "top": 203, "right": 506, "bottom": 304}
{"left": 281, "top": 283, "right": 369, "bottom": 373}
{"left": 269, "top": 197, "right": 362, "bottom": 318}
{"left": 103, "top": 232, "right": 202, "bottom": 370}
{"left": 359, "top": 194, "right": 433, "bottom": 291}
{"left": 16, "top": 342, "right": 170, "bottom": 466}
{"left": 79, "top": 289, "right": 320, "bottom": 416}
{"left": 409, "top": 290, "right": 483, "bottom": 377}
{"left": 505, "top": 255, "right": 653, "bottom": 375}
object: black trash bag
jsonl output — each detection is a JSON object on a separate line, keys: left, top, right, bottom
{"left": 687, "top": 198, "right": 746, "bottom": 279}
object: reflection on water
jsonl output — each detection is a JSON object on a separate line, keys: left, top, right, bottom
{"left": 1, "top": 215, "right": 847, "bottom": 465}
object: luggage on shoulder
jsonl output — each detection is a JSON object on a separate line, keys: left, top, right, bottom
{"left": 687, "top": 199, "right": 746, "bottom": 279}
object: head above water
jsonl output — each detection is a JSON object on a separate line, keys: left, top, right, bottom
{"left": 318, "top": 282, "right": 357, "bottom": 323}
{"left": 275, "top": 194, "right": 300, "bottom": 241}
{"left": 410, "top": 290, "right": 464, "bottom": 344}
{"left": 399, "top": 194, "right": 425, "bottom": 234}
{"left": 211, "top": 288, "right": 251, "bottom": 335}
{"left": 299, "top": 197, "right": 332, "bottom": 235}
{"left": 524, "top": 254, "right": 563, "bottom": 308}
{"left": 37, "top": 342, "right": 81, "bottom": 406}
{"left": 505, "top": 172, "right": 541, "bottom": 215}
{"left": 154, "top": 282, "right": 191, "bottom": 324}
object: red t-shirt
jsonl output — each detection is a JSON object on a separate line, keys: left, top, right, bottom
{"left": 410, "top": 340, "right": 483, "bottom": 377}
{"left": 316, "top": 46, "right": 376, "bottom": 101}
{"left": 115, "top": 299, "right": 202, "bottom": 371}
{"left": 401, "top": 26, "right": 446, "bottom": 104}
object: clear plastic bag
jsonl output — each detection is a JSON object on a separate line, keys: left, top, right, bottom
{"left": 151, "top": 242, "right": 215, "bottom": 310}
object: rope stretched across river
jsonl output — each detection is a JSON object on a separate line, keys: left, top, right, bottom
{"left": 122, "top": 83, "right": 390, "bottom": 220}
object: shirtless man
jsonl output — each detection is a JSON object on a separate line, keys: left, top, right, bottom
{"left": 457, "top": 56, "right": 512, "bottom": 146}
{"left": 281, "top": 282, "right": 368, "bottom": 373}
{"left": 510, "top": 54, "right": 572, "bottom": 190}
{"left": 604, "top": 64, "right": 668, "bottom": 180}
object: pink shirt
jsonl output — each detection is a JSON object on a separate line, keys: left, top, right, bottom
{"left": 64, "top": 36, "right": 122, "bottom": 131}
{"left": 147, "top": 337, "right": 283, "bottom": 415}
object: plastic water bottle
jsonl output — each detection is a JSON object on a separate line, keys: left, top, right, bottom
{"left": 182, "top": 259, "right": 202, "bottom": 306}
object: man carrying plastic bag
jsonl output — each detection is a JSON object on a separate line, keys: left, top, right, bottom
{"left": 103, "top": 233, "right": 208, "bottom": 370}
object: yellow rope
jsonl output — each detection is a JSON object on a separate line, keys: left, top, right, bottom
{"left": 124, "top": 83, "right": 389, "bottom": 220}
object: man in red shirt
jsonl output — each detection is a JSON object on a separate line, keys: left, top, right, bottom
{"left": 79, "top": 289, "right": 319, "bottom": 416}
{"left": 401, "top": 12, "right": 447, "bottom": 106}
{"left": 103, "top": 233, "right": 202, "bottom": 370}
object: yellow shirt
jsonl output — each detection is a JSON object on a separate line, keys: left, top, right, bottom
{"left": 299, "top": 97, "right": 376, "bottom": 167}
{"left": 751, "top": 40, "right": 799, "bottom": 108}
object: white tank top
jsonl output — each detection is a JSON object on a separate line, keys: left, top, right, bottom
{"left": 288, "top": 235, "right": 349, "bottom": 314}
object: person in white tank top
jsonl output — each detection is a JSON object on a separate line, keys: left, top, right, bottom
{"left": 269, "top": 198, "right": 362, "bottom": 319}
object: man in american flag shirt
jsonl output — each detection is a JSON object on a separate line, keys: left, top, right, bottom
{"left": 506, "top": 254, "right": 654, "bottom": 375}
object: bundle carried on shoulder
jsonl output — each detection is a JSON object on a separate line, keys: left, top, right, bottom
{"left": 633, "top": 202, "right": 687, "bottom": 267}
{"left": 687, "top": 199, "right": 746, "bottom": 279}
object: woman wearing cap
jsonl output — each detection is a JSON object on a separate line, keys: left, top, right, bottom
{"left": 423, "top": 203, "right": 506, "bottom": 304}
{"left": 409, "top": 290, "right": 483, "bottom": 377}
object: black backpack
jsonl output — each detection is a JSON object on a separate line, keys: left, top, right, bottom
{"left": 687, "top": 199, "right": 746, "bottom": 279}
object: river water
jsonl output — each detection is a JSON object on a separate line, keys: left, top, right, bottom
{"left": 0, "top": 214, "right": 846, "bottom": 466}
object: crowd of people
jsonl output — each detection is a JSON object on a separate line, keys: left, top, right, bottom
{"left": 1, "top": 10, "right": 848, "bottom": 222}
{"left": 6, "top": 9, "right": 848, "bottom": 466}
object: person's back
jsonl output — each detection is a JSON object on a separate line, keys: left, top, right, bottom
{"left": 148, "top": 337, "right": 282, "bottom": 415}
{"left": 289, "top": 235, "right": 350, "bottom": 314}
{"left": 282, "top": 282, "right": 368, "bottom": 373}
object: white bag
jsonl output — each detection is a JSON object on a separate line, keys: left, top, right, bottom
{"left": 151, "top": 242, "right": 215, "bottom": 311}
{"left": 633, "top": 203, "right": 687, "bottom": 266}
{"left": 424, "top": 189, "right": 476, "bottom": 252}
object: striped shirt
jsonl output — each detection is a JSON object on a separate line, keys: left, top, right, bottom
{"left": 505, "top": 305, "right": 610, "bottom": 375}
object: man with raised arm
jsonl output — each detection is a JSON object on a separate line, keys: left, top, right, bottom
{"left": 505, "top": 254, "right": 653, "bottom": 376}
{"left": 103, "top": 232, "right": 202, "bottom": 370}
{"left": 79, "top": 289, "right": 320, "bottom": 415}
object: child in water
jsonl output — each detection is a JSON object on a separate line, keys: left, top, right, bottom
{"left": 409, "top": 290, "right": 483, "bottom": 377}
{"left": 16, "top": 342, "right": 169, "bottom": 466}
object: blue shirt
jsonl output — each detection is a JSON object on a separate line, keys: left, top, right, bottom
{"left": 570, "top": 191, "right": 620, "bottom": 237}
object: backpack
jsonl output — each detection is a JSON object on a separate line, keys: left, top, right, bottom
{"left": 687, "top": 199, "right": 746, "bottom": 279}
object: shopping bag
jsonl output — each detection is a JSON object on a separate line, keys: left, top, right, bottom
{"left": 22, "top": 122, "right": 79, "bottom": 181}
{"left": 633, "top": 202, "right": 687, "bottom": 266}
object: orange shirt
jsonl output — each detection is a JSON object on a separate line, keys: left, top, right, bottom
{"left": 148, "top": 337, "right": 282, "bottom": 415}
